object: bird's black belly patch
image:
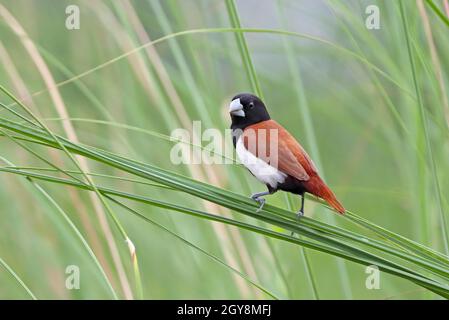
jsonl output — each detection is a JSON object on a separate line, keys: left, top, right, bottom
{"left": 269, "top": 175, "right": 306, "bottom": 195}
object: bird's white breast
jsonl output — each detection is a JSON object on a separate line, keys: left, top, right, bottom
{"left": 236, "top": 137, "right": 287, "bottom": 188}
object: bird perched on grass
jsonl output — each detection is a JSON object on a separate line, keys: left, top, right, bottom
{"left": 229, "top": 93, "right": 345, "bottom": 217}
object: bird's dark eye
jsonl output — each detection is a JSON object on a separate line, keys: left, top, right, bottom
{"left": 249, "top": 102, "right": 255, "bottom": 109}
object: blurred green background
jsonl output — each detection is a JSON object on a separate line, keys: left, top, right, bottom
{"left": 0, "top": 0, "right": 449, "bottom": 299}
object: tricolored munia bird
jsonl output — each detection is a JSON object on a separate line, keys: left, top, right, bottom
{"left": 229, "top": 93, "right": 345, "bottom": 217}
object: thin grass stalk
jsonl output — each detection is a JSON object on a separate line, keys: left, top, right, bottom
{"left": 146, "top": 0, "right": 214, "bottom": 127}
{"left": 0, "top": 43, "right": 117, "bottom": 282}
{"left": 0, "top": 256, "right": 37, "bottom": 300}
{"left": 0, "top": 156, "right": 117, "bottom": 299}
{"left": 425, "top": 0, "right": 449, "bottom": 27}
{"left": 143, "top": 6, "right": 261, "bottom": 281}
{"left": 112, "top": 1, "right": 261, "bottom": 297}
{"left": 284, "top": 194, "right": 319, "bottom": 299}
{"left": 399, "top": 0, "right": 449, "bottom": 254}
{"left": 224, "top": 0, "right": 263, "bottom": 98}
{"left": 417, "top": 0, "right": 449, "bottom": 128}
{"left": 0, "top": 85, "right": 141, "bottom": 299}
{"left": 324, "top": 1, "right": 425, "bottom": 253}
{"left": 276, "top": 1, "right": 352, "bottom": 299}
{"left": 31, "top": 182, "right": 119, "bottom": 299}
{"left": 0, "top": 5, "right": 137, "bottom": 299}
{"left": 106, "top": 196, "right": 280, "bottom": 299}
{"left": 3, "top": 28, "right": 414, "bottom": 108}
{"left": 93, "top": 2, "right": 257, "bottom": 297}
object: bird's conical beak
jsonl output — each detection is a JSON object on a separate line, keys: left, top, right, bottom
{"left": 229, "top": 98, "right": 245, "bottom": 117}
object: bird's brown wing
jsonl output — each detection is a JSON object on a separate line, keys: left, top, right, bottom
{"left": 242, "top": 120, "right": 313, "bottom": 181}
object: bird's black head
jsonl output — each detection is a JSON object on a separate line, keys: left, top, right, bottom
{"left": 229, "top": 93, "right": 270, "bottom": 130}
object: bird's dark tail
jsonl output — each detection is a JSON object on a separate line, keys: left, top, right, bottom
{"left": 324, "top": 192, "right": 345, "bottom": 214}
{"left": 308, "top": 176, "right": 345, "bottom": 214}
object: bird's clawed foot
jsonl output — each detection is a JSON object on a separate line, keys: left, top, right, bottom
{"left": 255, "top": 197, "right": 266, "bottom": 212}
{"left": 251, "top": 195, "right": 266, "bottom": 213}
{"left": 296, "top": 209, "right": 304, "bottom": 219}
{"left": 250, "top": 191, "right": 270, "bottom": 212}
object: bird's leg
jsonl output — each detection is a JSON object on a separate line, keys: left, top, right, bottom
{"left": 251, "top": 191, "right": 271, "bottom": 212}
{"left": 291, "top": 193, "right": 305, "bottom": 237}
{"left": 297, "top": 193, "right": 305, "bottom": 218}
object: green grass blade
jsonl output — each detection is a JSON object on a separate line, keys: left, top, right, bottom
{"left": 2, "top": 166, "right": 449, "bottom": 296}
{"left": 106, "top": 196, "right": 280, "bottom": 299}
